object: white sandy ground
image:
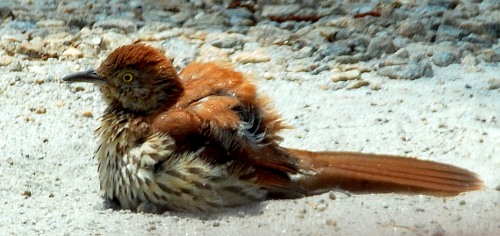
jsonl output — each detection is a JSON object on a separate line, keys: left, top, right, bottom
{"left": 0, "top": 57, "right": 498, "bottom": 235}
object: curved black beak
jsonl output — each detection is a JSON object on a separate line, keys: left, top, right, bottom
{"left": 63, "top": 69, "right": 107, "bottom": 84}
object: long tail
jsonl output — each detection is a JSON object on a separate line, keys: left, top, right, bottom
{"left": 286, "top": 149, "right": 483, "bottom": 196}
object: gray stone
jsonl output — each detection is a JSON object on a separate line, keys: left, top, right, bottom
{"left": 0, "top": 6, "right": 13, "bottom": 19}
{"left": 393, "top": 37, "right": 409, "bottom": 49}
{"left": 397, "top": 20, "right": 426, "bottom": 39}
{"left": 223, "top": 8, "right": 255, "bottom": 26}
{"left": 7, "top": 20, "right": 36, "bottom": 32}
{"left": 224, "top": 8, "right": 253, "bottom": 19}
{"left": 335, "top": 54, "right": 366, "bottom": 64}
{"left": 461, "top": 54, "right": 479, "bottom": 65}
{"left": 209, "top": 33, "right": 247, "bottom": 49}
{"left": 66, "top": 16, "right": 91, "bottom": 30}
{"left": 459, "top": 20, "right": 486, "bottom": 35}
{"left": 479, "top": 48, "right": 500, "bottom": 63}
{"left": 262, "top": 4, "right": 300, "bottom": 18}
{"left": 462, "top": 33, "right": 495, "bottom": 47}
{"left": 432, "top": 51, "right": 458, "bottom": 67}
{"left": 247, "top": 25, "right": 291, "bottom": 46}
{"left": 100, "top": 31, "right": 133, "bottom": 50}
{"left": 0, "top": 55, "right": 13, "bottom": 66}
{"left": 162, "top": 38, "right": 199, "bottom": 69}
{"left": 171, "top": 11, "right": 191, "bottom": 24}
{"left": 335, "top": 28, "right": 357, "bottom": 40}
{"left": 427, "top": 0, "right": 459, "bottom": 9}
{"left": 294, "top": 25, "right": 327, "bottom": 46}
{"left": 484, "top": 22, "right": 500, "bottom": 37}
{"left": 93, "top": 19, "right": 137, "bottom": 34}
{"left": 184, "top": 12, "right": 229, "bottom": 28}
{"left": 442, "top": 10, "right": 466, "bottom": 27}
{"left": 414, "top": 5, "right": 446, "bottom": 18}
{"left": 7, "top": 60, "right": 22, "bottom": 72}
{"left": 348, "top": 35, "right": 371, "bottom": 52}
{"left": 382, "top": 48, "right": 410, "bottom": 66}
{"left": 36, "top": 20, "right": 65, "bottom": 28}
{"left": 141, "top": 9, "right": 175, "bottom": 23}
{"left": 314, "top": 43, "right": 352, "bottom": 61}
{"left": 378, "top": 57, "right": 433, "bottom": 80}
{"left": 16, "top": 40, "right": 44, "bottom": 58}
{"left": 436, "top": 25, "right": 467, "bottom": 42}
{"left": 366, "top": 35, "right": 396, "bottom": 59}
{"left": 487, "top": 78, "right": 500, "bottom": 90}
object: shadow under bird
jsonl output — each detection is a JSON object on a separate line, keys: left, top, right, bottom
{"left": 63, "top": 43, "right": 482, "bottom": 213}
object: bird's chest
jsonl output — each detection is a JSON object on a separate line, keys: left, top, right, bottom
{"left": 93, "top": 112, "right": 268, "bottom": 212}
{"left": 94, "top": 113, "right": 154, "bottom": 209}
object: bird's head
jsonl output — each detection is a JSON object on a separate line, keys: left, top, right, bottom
{"left": 63, "top": 43, "right": 183, "bottom": 114}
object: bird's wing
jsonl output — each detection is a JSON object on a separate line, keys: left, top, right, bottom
{"left": 149, "top": 62, "right": 306, "bottom": 197}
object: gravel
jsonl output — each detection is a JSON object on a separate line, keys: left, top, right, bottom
{"left": 0, "top": 0, "right": 498, "bottom": 235}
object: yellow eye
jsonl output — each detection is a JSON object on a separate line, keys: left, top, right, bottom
{"left": 122, "top": 73, "right": 134, "bottom": 82}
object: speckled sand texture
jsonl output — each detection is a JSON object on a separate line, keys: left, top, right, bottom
{"left": 0, "top": 0, "right": 498, "bottom": 235}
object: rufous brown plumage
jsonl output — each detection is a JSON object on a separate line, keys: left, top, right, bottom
{"left": 63, "top": 43, "right": 482, "bottom": 213}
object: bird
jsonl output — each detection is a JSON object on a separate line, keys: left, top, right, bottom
{"left": 63, "top": 43, "right": 483, "bottom": 213}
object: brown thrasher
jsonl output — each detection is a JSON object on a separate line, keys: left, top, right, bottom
{"left": 63, "top": 43, "right": 482, "bottom": 213}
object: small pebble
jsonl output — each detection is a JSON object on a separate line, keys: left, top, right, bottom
{"left": 93, "top": 19, "right": 137, "bottom": 34}
{"left": 82, "top": 111, "right": 93, "bottom": 118}
{"left": 22, "top": 190, "right": 32, "bottom": 198}
{"left": 325, "top": 219, "right": 337, "bottom": 227}
{"left": 187, "top": 12, "right": 229, "bottom": 28}
{"left": 234, "top": 51, "right": 270, "bottom": 63}
{"left": 247, "top": 25, "right": 291, "bottom": 46}
{"left": 378, "top": 58, "right": 433, "bottom": 80}
{"left": 17, "top": 41, "right": 43, "bottom": 58}
{"left": 370, "top": 83, "right": 382, "bottom": 90}
{"left": 397, "top": 20, "right": 426, "bottom": 39}
{"left": 328, "top": 192, "right": 336, "bottom": 200}
{"left": 296, "top": 208, "right": 306, "bottom": 218}
{"left": 462, "top": 55, "right": 479, "bottom": 65}
{"left": 36, "top": 19, "right": 65, "bottom": 28}
{"left": 488, "top": 78, "right": 500, "bottom": 90}
{"left": 0, "top": 55, "right": 13, "bottom": 66}
{"left": 432, "top": 51, "right": 458, "bottom": 67}
{"left": 208, "top": 33, "right": 246, "bottom": 49}
{"left": 62, "top": 47, "right": 83, "bottom": 58}
{"left": 366, "top": 35, "right": 396, "bottom": 59}
{"left": 347, "top": 80, "right": 370, "bottom": 90}
{"left": 33, "top": 107, "right": 47, "bottom": 114}
{"left": 74, "top": 86, "right": 85, "bottom": 92}
{"left": 100, "top": 31, "right": 133, "bottom": 50}
{"left": 480, "top": 48, "right": 500, "bottom": 62}
{"left": 197, "top": 45, "right": 230, "bottom": 63}
{"left": 381, "top": 48, "right": 409, "bottom": 66}
{"left": 313, "top": 203, "right": 327, "bottom": 212}
{"left": 331, "top": 69, "right": 361, "bottom": 82}
{"left": 261, "top": 4, "right": 300, "bottom": 19}
{"left": 436, "top": 25, "right": 467, "bottom": 42}
{"left": 315, "top": 43, "right": 352, "bottom": 61}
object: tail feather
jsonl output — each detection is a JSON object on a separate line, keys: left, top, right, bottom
{"left": 286, "top": 149, "right": 483, "bottom": 196}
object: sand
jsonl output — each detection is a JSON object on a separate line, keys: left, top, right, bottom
{"left": 0, "top": 0, "right": 498, "bottom": 235}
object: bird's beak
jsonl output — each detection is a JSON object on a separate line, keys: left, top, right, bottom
{"left": 63, "top": 69, "right": 107, "bottom": 85}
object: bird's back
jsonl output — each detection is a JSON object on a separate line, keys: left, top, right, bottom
{"left": 160, "top": 62, "right": 308, "bottom": 197}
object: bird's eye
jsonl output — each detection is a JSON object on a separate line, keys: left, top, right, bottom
{"left": 122, "top": 73, "right": 134, "bottom": 83}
